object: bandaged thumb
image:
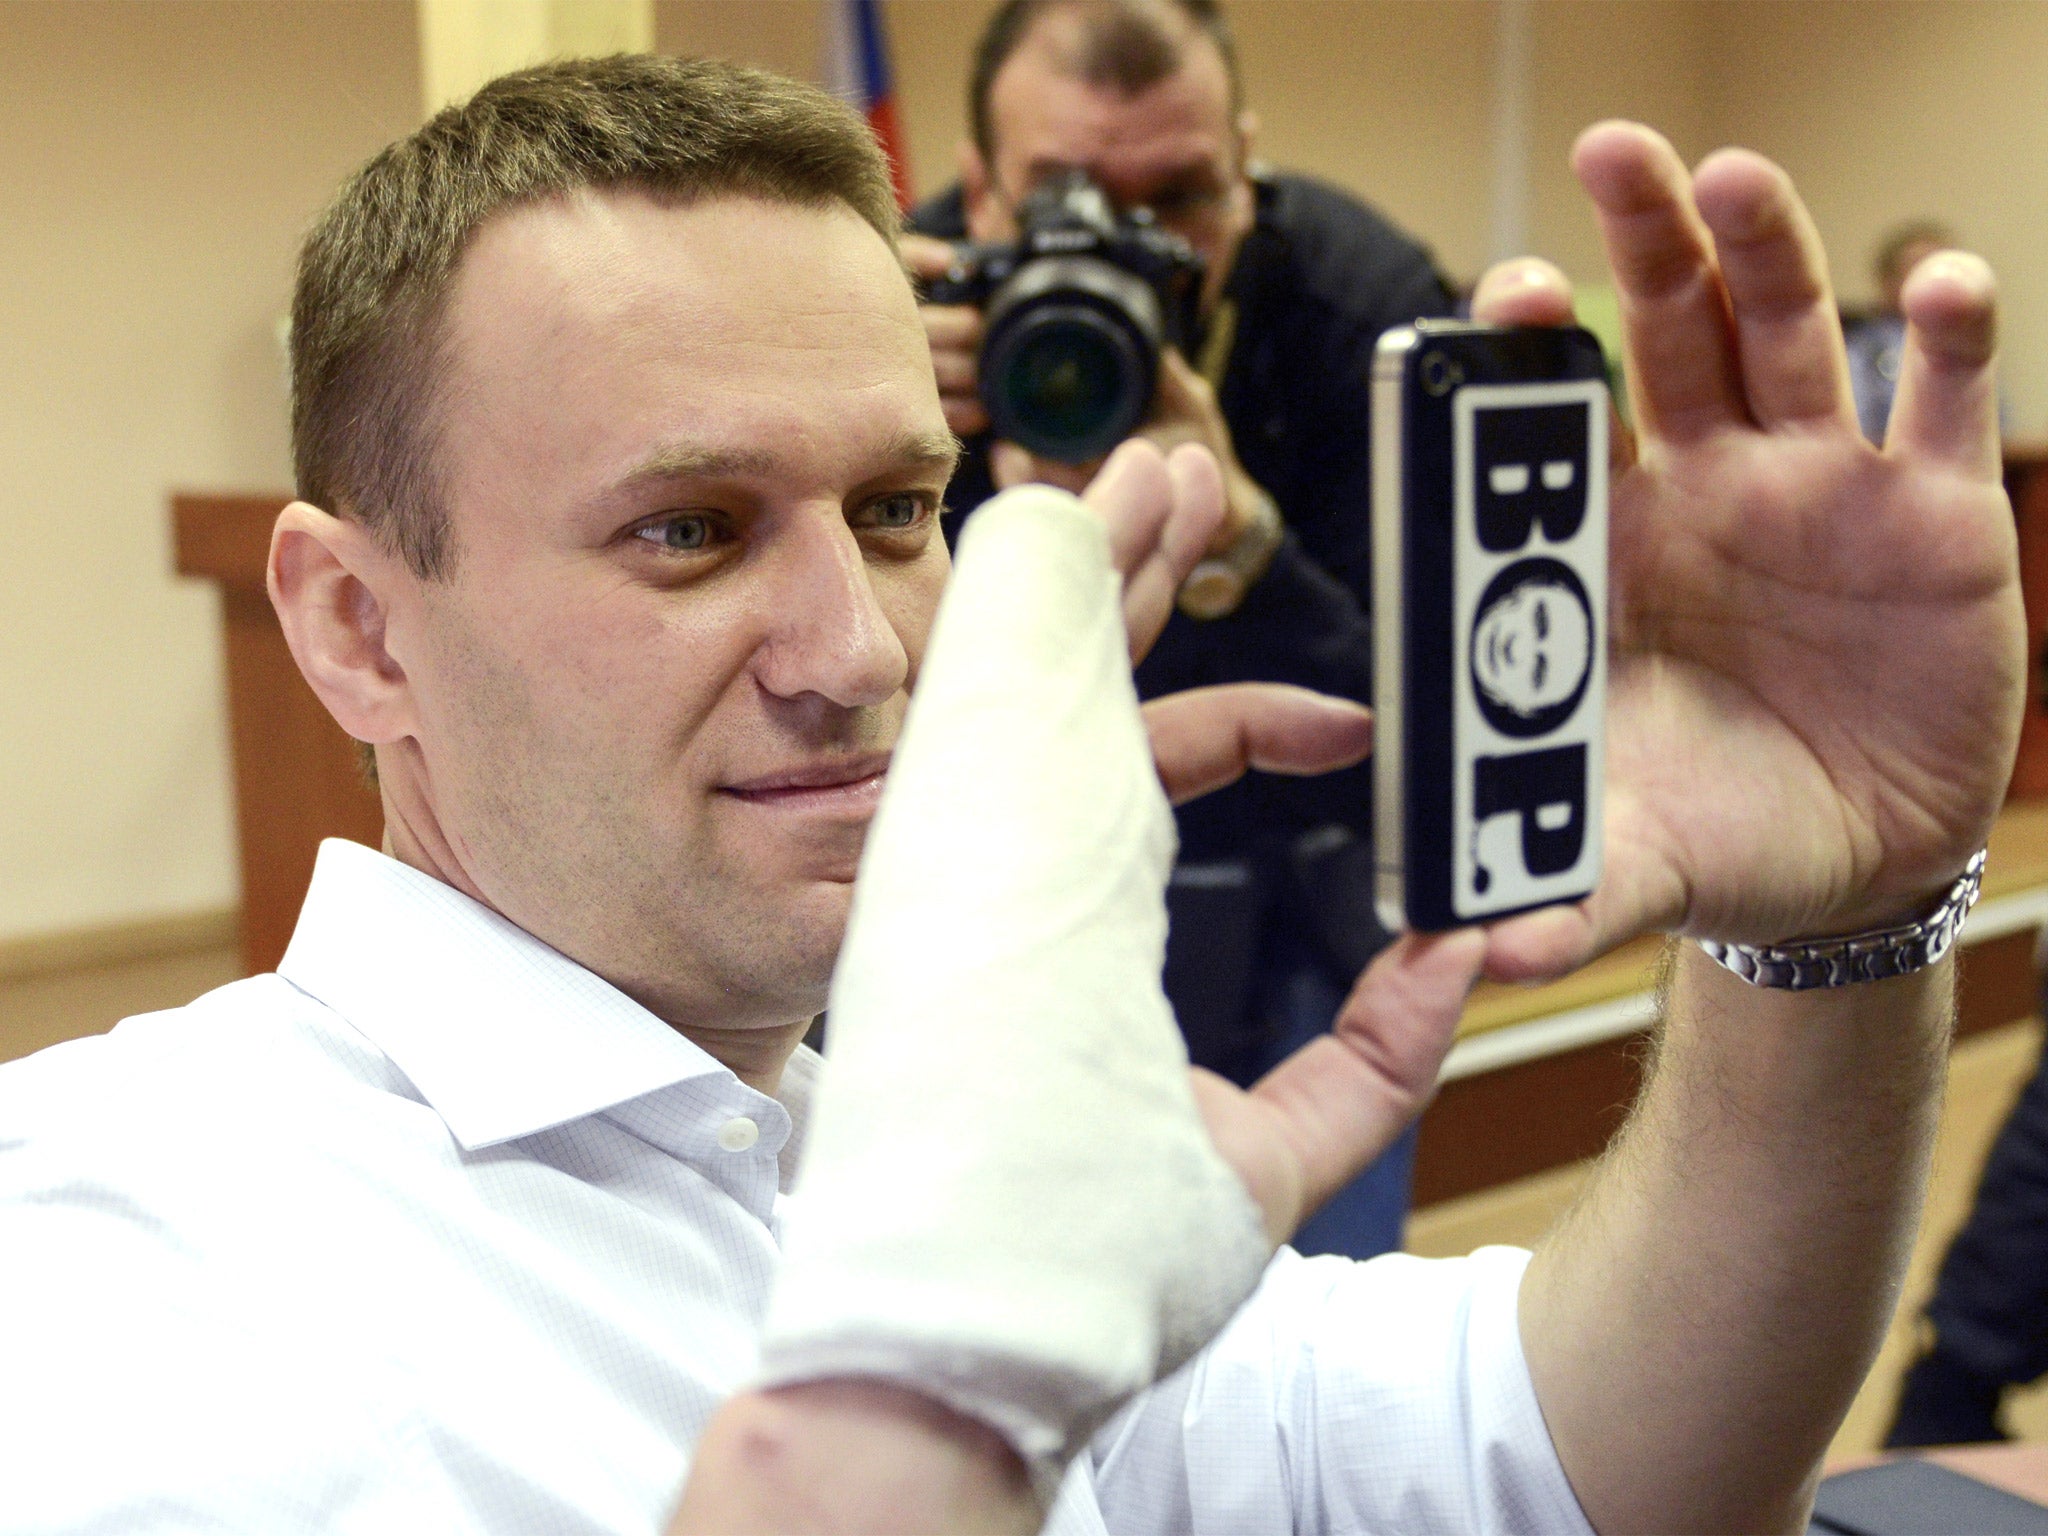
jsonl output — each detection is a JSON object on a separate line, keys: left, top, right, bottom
{"left": 755, "top": 484, "right": 1271, "bottom": 1482}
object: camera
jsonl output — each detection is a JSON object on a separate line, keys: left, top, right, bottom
{"left": 925, "top": 170, "right": 1205, "bottom": 463}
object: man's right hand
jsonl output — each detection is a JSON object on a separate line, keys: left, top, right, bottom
{"left": 904, "top": 234, "right": 990, "bottom": 438}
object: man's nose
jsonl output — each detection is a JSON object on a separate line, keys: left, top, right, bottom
{"left": 752, "top": 511, "right": 909, "bottom": 709}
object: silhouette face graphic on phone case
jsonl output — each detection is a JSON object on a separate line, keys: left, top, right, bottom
{"left": 1471, "top": 569, "right": 1593, "bottom": 731}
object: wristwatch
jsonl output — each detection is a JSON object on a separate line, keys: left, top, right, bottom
{"left": 1178, "top": 484, "right": 1284, "bottom": 620}
{"left": 1696, "top": 850, "right": 1987, "bottom": 990}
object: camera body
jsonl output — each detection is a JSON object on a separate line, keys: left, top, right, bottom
{"left": 926, "top": 170, "right": 1205, "bottom": 464}
{"left": 1371, "top": 321, "right": 1610, "bottom": 933}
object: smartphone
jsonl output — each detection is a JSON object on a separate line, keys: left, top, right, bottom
{"left": 1372, "top": 321, "right": 1610, "bottom": 933}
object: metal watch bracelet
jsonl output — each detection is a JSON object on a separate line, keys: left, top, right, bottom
{"left": 1177, "top": 487, "right": 1284, "bottom": 621}
{"left": 1696, "top": 849, "right": 1987, "bottom": 991}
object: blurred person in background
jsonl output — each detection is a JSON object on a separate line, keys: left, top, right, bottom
{"left": 1847, "top": 219, "right": 1957, "bottom": 444}
{"left": 1888, "top": 938, "right": 2048, "bottom": 1448}
{"left": 905, "top": 0, "right": 1454, "bottom": 1261}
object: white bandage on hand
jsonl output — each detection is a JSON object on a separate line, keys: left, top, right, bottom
{"left": 755, "top": 484, "right": 1272, "bottom": 1484}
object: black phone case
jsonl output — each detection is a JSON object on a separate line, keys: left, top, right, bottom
{"left": 1372, "top": 322, "right": 1610, "bottom": 933}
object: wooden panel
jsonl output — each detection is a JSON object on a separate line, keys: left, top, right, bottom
{"left": 174, "top": 494, "right": 383, "bottom": 975}
{"left": 1957, "top": 927, "right": 2039, "bottom": 1041}
{"left": 2008, "top": 450, "right": 2048, "bottom": 797}
{"left": 0, "top": 907, "right": 237, "bottom": 986}
{"left": 1416, "top": 926, "right": 2045, "bottom": 1207}
{"left": 173, "top": 494, "right": 285, "bottom": 591}
{"left": 1415, "top": 1029, "right": 1645, "bottom": 1207}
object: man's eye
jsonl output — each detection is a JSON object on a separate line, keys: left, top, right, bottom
{"left": 863, "top": 494, "right": 929, "bottom": 530}
{"left": 1149, "top": 185, "right": 1220, "bottom": 218}
{"left": 635, "top": 515, "right": 714, "bottom": 551}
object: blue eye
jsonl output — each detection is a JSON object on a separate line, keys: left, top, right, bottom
{"left": 638, "top": 516, "right": 712, "bottom": 551}
{"left": 866, "top": 495, "right": 926, "bottom": 529}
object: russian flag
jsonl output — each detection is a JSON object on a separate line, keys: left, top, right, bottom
{"left": 824, "top": 0, "right": 914, "bottom": 212}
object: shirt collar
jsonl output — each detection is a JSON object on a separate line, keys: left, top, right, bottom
{"left": 278, "top": 839, "right": 741, "bottom": 1152}
{"left": 774, "top": 1041, "right": 820, "bottom": 1191}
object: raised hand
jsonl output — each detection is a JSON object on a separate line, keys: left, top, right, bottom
{"left": 1477, "top": 123, "right": 2025, "bottom": 980}
{"left": 1156, "top": 122, "right": 2028, "bottom": 1243}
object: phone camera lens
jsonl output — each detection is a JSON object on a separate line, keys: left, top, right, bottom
{"left": 1420, "top": 352, "right": 1464, "bottom": 396}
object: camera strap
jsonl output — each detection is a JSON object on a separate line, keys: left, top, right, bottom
{"left": 1195, "top": 296, "right": 1239, "bottom": 391}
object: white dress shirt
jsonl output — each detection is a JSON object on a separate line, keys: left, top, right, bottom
{"left": 0, "top": 840, "right": 1591, "bottom": 1534}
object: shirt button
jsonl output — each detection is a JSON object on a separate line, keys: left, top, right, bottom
{"left": 717, "top": 1116, "right": 760, "bottom": 1152}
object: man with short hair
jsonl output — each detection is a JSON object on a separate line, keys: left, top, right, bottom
{"left": 0, "top": 51, "right": 2024, "bottom": 1536}
{"left": 907, "top": 0, "right": 1456, "bottom": 1257}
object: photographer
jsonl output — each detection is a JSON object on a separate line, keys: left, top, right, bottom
{"left": 906, "top": 0, "right": 1453, "bottom": 1257}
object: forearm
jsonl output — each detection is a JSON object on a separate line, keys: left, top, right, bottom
{"left": 668, "top": 1380, "right": 1037, "bottom": 1535}
{"left": 1521, "top": 942, "right": 1954, "bottom": 1534}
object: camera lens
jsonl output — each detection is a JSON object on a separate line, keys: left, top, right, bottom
{"left": 979, "top": 254, "right": 1165, "bottom": 464}
{"left": 988, "top": 307, "right": 1147, "bottom": 463}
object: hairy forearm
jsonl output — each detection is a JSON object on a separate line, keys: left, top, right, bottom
{"left": 667, "top": 1380, "right": 1038, "bottom": 1536}
{"left": 1520, "top": 942, "right": 1954, "bottom": 1535}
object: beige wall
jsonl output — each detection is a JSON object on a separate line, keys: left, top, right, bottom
{"left": 0, "top": 1, "right": 417, "bottom": 941}
{"left": 651, "top": 0, "right": 997, "bottom": 199}
{"left": 6, "top": 0, "right": 2048, "bottom": 946}
{"left": 1237, "top": 2, "right": 1497, "bottom": 278}
{"left": 1529, "top": 0, "right": 1713, "bottom": 282}
{"left": 652, "top": 0, "right": 821, "bottom": 83}
{"left": 651, "top": 2, "right": 1706, "bottom": 293}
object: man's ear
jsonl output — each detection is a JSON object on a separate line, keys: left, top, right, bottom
{"left": 959, "top": 138, "right": 1000, "bottom": 243}
{"left": 268, "top": 502, "right": 417, "bottom": 750}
